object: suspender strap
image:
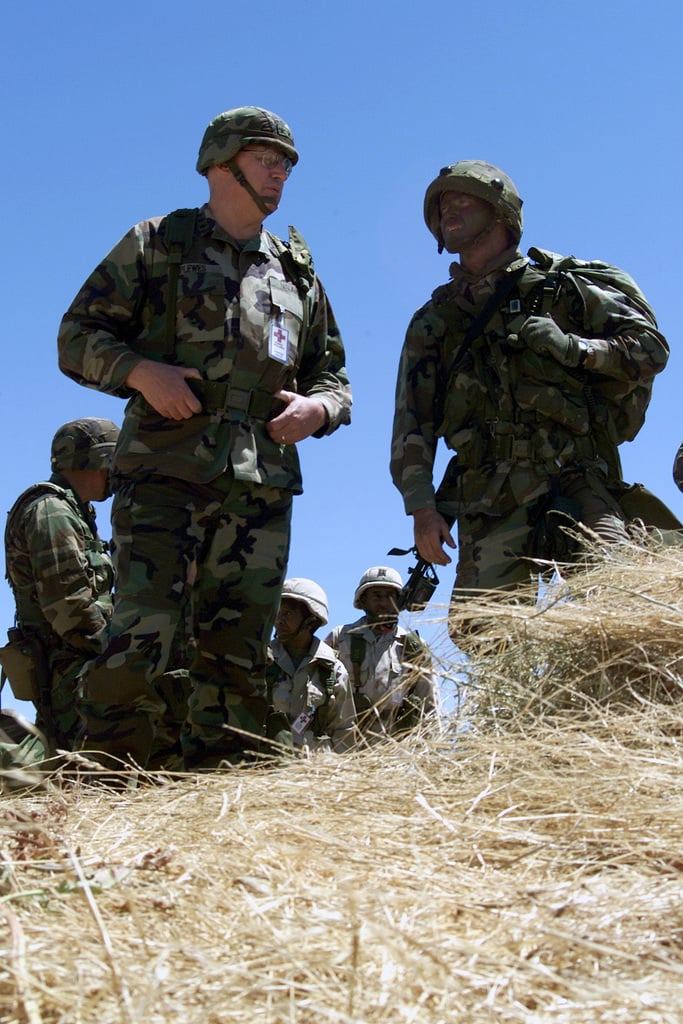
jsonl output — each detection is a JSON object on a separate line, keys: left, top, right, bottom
{"left": 162, "top": 209, "right": 198, "bottom": 359}
{"left": 349, "top": 633, "right": 365, "bottom": 694}
{"left": 462, "top": 266, "right": 527, "bottom": 344}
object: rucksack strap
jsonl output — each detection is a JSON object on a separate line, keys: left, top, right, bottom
{"left": 162, "top": 208, "right": 198, "bottom": 359}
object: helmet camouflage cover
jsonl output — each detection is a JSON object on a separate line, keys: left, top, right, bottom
{"left": 280, "top": 578, "right": 329, "bottom": 627}
{"left": 50, "top": 418, "right": 120, "bottom": 472}
{"left": 353, "top": 566, "right": 403, "bottom": 610}
{"left": 196, "top": 106, "right": 299, "bottom": 174}
{"left": 424, "top": 160, "right": 524, "bottom": 251}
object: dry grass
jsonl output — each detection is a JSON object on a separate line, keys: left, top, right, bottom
{"left": 2, "top": 536, "right": 683, "bottom": 1023}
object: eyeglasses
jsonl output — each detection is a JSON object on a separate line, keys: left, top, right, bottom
{"left": 241, "top": 148, "right": 293, "bottom": 177}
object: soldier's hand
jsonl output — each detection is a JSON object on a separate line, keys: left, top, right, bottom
{"left": 267, "top": 391, "right": 327, "bottom": 445}
{"left": 412, "top": 508, "right": 456, "bottom": 566}
{"left": 125, "top": 361, "right": 203, "bottom": 420}
{"left": 519, "top": 314, "right": 585, "bottom": 367}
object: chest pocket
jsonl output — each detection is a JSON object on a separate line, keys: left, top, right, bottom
{"left": 175, "top": 267, "right": 226, "bottom": 346}
{"left": 269, "top": 279, "right": 304, "bottom": 365}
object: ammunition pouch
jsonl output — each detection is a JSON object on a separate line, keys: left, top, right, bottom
{"left": 528, "top": 493, "right": 583, "bottom": 564}
{"left": 395, "top": 693, "right": 423, "bottom": 734}
{"left": 0, "top": 628, "right": 43, "bottom": 702}
{"left": 612, "top": 482, "right": 683, "bottom": 531}
{"left": 353, "top": 691, "right": 373, "bottom": 716}
{"left": 264, "top": 708, "right": 294, "bottom": 750}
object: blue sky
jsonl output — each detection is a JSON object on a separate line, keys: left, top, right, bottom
{"left": 2, "top": 0, "right": 681, "bottom": 717}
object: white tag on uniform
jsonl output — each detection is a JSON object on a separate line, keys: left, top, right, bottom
{"left": 269, "top": 318, "right": 289, "bottom": 364}
{"left": 291, "top": 708, "right": 315, "bottom": 735}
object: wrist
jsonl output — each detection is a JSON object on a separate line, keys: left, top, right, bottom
{"left": 575, "top": 338, "right": 594, "bottom": 368}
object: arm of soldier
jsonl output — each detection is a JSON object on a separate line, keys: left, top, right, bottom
{"left": 124, "top": 360, "right": 202, "bottom": 420}
{"left": 412, "top": 508, "right": 456, "bottom": 566}
{"left": 521, "top": 275, "right": 669, "bottom": 379}
{"left": 573, "top": 276, "right": 669, "bottom": 380}
{"left": 390, "top": 307, "right": 446, "bottom": 521}
{"left": 58, "top": 219, "right": 172, "bottom": 398}
{"left": 268, "top": 277, "right": 351, "bottom": 445}
{"left": 24, "top": 498, "right": 110, "bottom": 651}
{"left": 329, "top": 662, "right": 357, "bottom": 753}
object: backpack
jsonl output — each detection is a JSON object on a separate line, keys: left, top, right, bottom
{"left": 527, "top": 246, "right": 659, "bottom": 444}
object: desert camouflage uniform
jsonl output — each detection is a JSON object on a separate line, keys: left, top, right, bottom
{"left": 267, "top": 637, "right": 355, "bottom": 753}
{"left": 326, "top": 618, "right": 438, "bottom": 741}
{"left": 391, "top": 245, "right": 669, "bottom": 598}
{"left": 58, "top": 206, "right": 351, "bottom": 769}
{"left": 4, "top": 473, "right": 113, "bottom": 749}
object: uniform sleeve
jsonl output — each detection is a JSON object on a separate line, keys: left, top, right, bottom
{"left": 564, "top": 275, "right": 669, "bottom": 381}
{"left": 57, "top": 222, "right": 155, "bottom": 397}
{"left": 390, "top": 303, "right": 445, "bottom": 514}
{"left": 23, "top": 497, "right": 111, "bottom": 651}
{"left": 296, "top": 276, "right": 352, "bottom": 434}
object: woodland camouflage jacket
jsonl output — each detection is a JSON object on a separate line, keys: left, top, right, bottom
{"left": 391, "top": 247, "right": 668, "bottom": 518}
{"left": 4, "top": 475, "right": 113, "bottom": 651}
{"left": 58, "top": 206, "right": 351, "bottom": 492}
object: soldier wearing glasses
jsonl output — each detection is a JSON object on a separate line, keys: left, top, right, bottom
{"left": 58, "top": 107, "right": 351, "bottom": 771}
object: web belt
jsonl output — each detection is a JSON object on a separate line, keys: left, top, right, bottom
{"left": 186, "top": 380, "right": 283, "bottom": 420}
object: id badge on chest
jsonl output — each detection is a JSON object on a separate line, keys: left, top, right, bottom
{"left": 269, "top": 308, "right": 289, "bottom": 365}
{"left": 291, "top": 707, "right": 315, "bottom": 735}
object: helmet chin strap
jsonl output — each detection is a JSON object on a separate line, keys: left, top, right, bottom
{"left": 439, "top": 214, "right": 500, "bottom": 256}
{"left": 226, "top": 158, "right": 278, "bottom": 217}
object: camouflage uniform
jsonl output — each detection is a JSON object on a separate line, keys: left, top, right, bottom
{"left": 267, "top": 637, "right": 355, "bottom": 753}
{"left": 57, "top": 109, "right": 351, "bottom": 770}
{"left": 391, "top": 162, "right": 669, "bottom": 610}
{"left": 327, "top": 617, "right": 438, "bottom": 741}
{"left": 4, "top": 472, "right": 113, "bottom": 750}
{"left": 674, "top": 443, "right": 683, "bottom": 493}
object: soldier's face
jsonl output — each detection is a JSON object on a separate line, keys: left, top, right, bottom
{"left": 233, "top": 145, "right": 289, "bottom": 210}
{"left": 439, "top": 191, "right": 496, "bottom": 253}
{"left": 274, "top": 598, "right": 308, "bottom": 642}
{"left": 362, "top": 587, "right": 399, "bottom": 624}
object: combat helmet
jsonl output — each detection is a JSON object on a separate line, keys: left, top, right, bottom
{"left": 353, "top": 566, "right": 403, "bottom": 610}
{"left": 50, "top": 418, "right": 120, "bottom": 472}
{"left": 196, "top": 106, "right": 299, "bottom": 175}
{"left": 281, "top": 578, "right": 329, "bottom": 627}
{"left": 424, "top": 160, "right": 523, "bottom": 252}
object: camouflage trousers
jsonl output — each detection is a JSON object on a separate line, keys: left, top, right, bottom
{"left": 448, "top": 470, "right": 628, "bottom": 645}
{"left": 79, "top": 474, "right": 292, "bottom": 770}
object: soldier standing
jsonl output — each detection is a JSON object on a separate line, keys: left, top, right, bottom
{"left": 3, "top": 419, "right": 118, "bottom": 756}
{"left": 327, "top": 567, "right": 439, "bottom": 741}
{"left": 58, "top": 107, "right": 351, "bottom": 770}
{"left": 391, "top": 161, "right": 668, "bottom": 638}
{"left": 268, "top": 579, "right": 355, "bottom": 754}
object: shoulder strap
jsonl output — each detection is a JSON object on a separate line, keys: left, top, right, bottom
{"left": 162, "top": 208, "right": 198, "bottom": 359}
{"left": 5, "top": 482, "right": 68, "bottom": 541}
{"left": 349, "top": 633, "right": 366, "bottom": 693}
{"left": 401, "top": 630, "right": 424, "bottom": 660}
{"left": 270, "top": 225, "right": 316, "bottom": 297}
{"left": 434, "top": 266, "right": 527, "bottom": 343}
